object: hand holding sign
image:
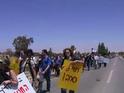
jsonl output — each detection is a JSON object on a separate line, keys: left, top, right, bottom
{"left": 0, "top": 73, "right": 36, "bottom": 93}
{"left": 58, "top": 60, "right": 84, "bottom": 91}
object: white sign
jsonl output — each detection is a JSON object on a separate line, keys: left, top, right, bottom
{"left": 0, "top": 73, "right": 36, "bottom": 93}
{"left": 103, "top": 58, "right": 110, "bottom": 63}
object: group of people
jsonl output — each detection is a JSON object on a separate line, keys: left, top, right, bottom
{"left": 0, "top": 49, "right": 52, "bottom": 93}
{"left": 0, "top": 48, "right": 108, "bottom": 93}
{"left": 84, "top": 53, "right": 108, "bottom": 71}
{"left": 0, "top": 59, "right": 18, "bottom": 87}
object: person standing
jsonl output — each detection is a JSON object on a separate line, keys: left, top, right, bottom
{"left": 21, "top": 49, "right": 37, "bottom": 89}
{"left": 97, "top": 54, "right": 102, "bottom": 69}
{"left": 94, "top": 54, "right": 99, "bottom": 69}
{"left": 0, "top": 59, "right": 18, "bottom": 86}
{"left": 37, "top": 49, "right": 52, "bottom": 93}
{"left": 61, "top": 48, "right": 75, "bottom": 93}
{"left": 19, "top": 50, "right": 26, "bottom": 74}
{"left": 54, "top": 55, "right": 62, "bottom": 77}
{"left": 85, "top": 54, "right": 92, "bottom": 71}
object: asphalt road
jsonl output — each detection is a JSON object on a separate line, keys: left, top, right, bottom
{"left": 42, "top": 57, "right": 124, "bottom": 93}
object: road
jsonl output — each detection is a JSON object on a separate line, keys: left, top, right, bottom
{"left": 42, "top": 57, "right": 124, "bottom": 93}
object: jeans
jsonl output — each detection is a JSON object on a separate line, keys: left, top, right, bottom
{"left": 37, "top": 74, "right": 51, "bottom": 93}
{"left": 61, "top": 88, "right": 75, "bottom": 93}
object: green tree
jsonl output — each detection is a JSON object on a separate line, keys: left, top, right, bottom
{"left": 98, "top": 43, "right": 101, "bottom": 53}
{"left": 97, "top": 42, "right": 109, "bottom": 56}
{"left": 48, "top": 48, "right": 56, "bottom": 57}
{"left": 48, "top": 48, "right": 53, "bottom": 57}
{"left": 13, "top": 36, "right": 34, "bottom": 52}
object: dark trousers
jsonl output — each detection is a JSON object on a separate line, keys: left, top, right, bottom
{"left": 61, "top": 88, "right": 75, "bottom": 93}
{"left": 38, "top": 74, "right": 51, "bottom": 93}
{"left": 87, "top": 62, "right": 91, "bottom": 71}
{"left": 55, "top": 64, "right": 60, "bottom": 76}
{"left": 104, "top": 63, "right": 107, "bottom": 67}
{"left": 98, "top": 63, "right": 102, "bottom": 69}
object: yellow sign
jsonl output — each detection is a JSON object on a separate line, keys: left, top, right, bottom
{"left": 9, "top": 56, "right": 20, "bottom": 75}
{"left": 58, "top": 60, "right": 83, "bottom": 91}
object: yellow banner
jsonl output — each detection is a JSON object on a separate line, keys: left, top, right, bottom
{"left": 58, "top": 60, "right": 83, "bottom": 91}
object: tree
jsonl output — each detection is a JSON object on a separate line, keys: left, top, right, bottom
{"left": 5, "top": 48, "right": 13, "bottom": 56}
{"left": 48, "top": 48, "right": 55, "bottom": 57}
{"left": 97, "top": 42, "right": 109, "bottom": 56}
{"left": 98, "top": 43, "right": 101, "bottom": 53}
{"left": 13, "top": 36, "right": 34, "bottom": 52}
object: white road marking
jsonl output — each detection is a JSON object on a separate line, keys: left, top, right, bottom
{"left": 107, "top": 70, "right": 114, "bottom": 84}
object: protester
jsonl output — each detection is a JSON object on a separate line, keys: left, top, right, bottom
{"left": 80, "top": 55, "right": 85, "bottom": 71}
{"left": 85, "top": 54, "right": 92, "bottom": 71}
{"left": 94, "top": 53, "right": 99, "bottom": 69}
{"left": 61, "top": 48, "right": 75, "bottom": 93}
{"left": 19, "top": 50, "right": 26, "bottom": 74}
{"left": 90, "top": 53, "right": 95, "bottom": 68}
{"left": 103, "top": 56, "right": 109, "bottom": 67}
{"left": 37, "top": 49, "right": 52, "bottom": 93}
{"left": 54, "top": 55, "right": 62, "bottom": 77}
{"left": 51, "top": 57, "right": 56, "bottom": 74}
{"left": 97, "top": 54, "right": 102, "bottom": 69}
{"left": 20, "top": 49, "right": 37, "bottom": 88}
{"left": 0, "top": 59, "right": 18, "bottom": 86}
{"left": 0, "top": 46, "right": 110, "bottom": 93}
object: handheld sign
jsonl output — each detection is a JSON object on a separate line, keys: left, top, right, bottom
{"left": 58, "top": 60, "right": 83, "bottom": 91}
{"left": 0, "top": 73, "right": 36, "bottom": 93}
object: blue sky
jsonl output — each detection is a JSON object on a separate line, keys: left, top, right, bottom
{"left": 0, "top": 0, "right": 124, "bottom": 52}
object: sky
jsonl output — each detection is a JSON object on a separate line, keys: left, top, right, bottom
{"left": 0, "top": 0, "right": 124, "bottom": 52}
